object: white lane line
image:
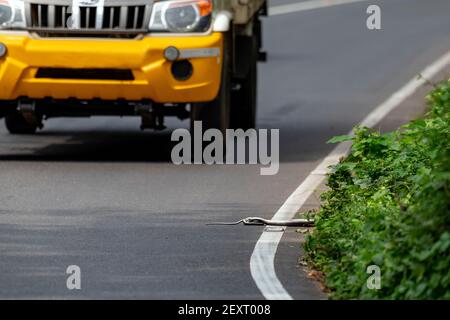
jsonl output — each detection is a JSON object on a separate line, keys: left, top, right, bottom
{"left": 269, "top": 0, "right": 371, "bottom": 16}
{"left": 250, "top": 50, "right": 450, "bottom": 300}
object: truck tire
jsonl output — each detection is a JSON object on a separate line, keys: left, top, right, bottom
{"left": 5, "top": 113, "right": 38, "bottom": 135}
{"left": 231, "top": 34, "right": 258, "bottom": 130}
{"left": 191, "top": 33, "right": 231, "bottom": 136}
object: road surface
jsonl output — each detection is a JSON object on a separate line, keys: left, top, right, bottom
{"left": 1, "top": 0, "right": 450, "bottom": 299}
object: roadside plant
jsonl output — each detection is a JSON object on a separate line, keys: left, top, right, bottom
{"left": 305, "top": 79, "right": 450, "bottom": 299}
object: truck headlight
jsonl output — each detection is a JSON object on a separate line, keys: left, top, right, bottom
{"left": 149, "top": 0, "right": 212, "bottom": 33}
{"left": 0, "top": 0, "right": 26, "bottom": 29}
{"left": 0, "top": 3, "right": 13, "bottom": 25}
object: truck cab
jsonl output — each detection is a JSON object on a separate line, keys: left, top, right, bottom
{"left": 0, "top": 0, "right": 267, "bottom": 134}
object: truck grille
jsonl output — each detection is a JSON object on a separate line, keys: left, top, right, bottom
{"left": 26, "top": 0, "right": 152, "bottom": 37}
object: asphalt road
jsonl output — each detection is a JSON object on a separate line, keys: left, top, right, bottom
{"left": 1, "top": 0, "right": 450, "bottom": 299}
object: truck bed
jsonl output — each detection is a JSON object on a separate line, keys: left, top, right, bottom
{"left": 214, "top": 0, "right": 267, "bottom": 25}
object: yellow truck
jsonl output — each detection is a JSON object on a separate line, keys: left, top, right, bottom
{"left": 0, "top": 0, "right": 267, "bottom": 134}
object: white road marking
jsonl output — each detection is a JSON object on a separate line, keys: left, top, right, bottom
{"left": 250, "top": 50, "right": 450, "bottom": 300}
{"left": 269, "top": 0, "right": 371, "bottom": 16}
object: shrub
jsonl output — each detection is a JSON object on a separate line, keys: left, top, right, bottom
{"left": 305, "top": 79, "right": 450, "bottom": 299}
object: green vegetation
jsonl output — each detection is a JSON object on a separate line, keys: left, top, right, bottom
{"left": 305, "top": 79, "right": 450, "bottom": 299}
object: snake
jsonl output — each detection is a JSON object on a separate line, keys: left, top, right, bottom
{"left": 206, "top": 217, "right": 315, "bottom": 227}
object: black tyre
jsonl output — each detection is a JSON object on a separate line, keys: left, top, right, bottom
{"left": 5, "top": 113, "right": 38, "bottom": 135}
{"left": 231, "top": 34, "right": 258, "bottom": 130}
{"left": 191, "top": 33, "right": 231, "bottom": 136}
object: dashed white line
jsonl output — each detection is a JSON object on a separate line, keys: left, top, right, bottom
{"left": 250, "top": 50, "right": 450, "bottom": 300}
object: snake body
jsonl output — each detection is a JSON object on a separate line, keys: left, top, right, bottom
{"left": 207, "top": 217, "right": 314, "bottom": 227}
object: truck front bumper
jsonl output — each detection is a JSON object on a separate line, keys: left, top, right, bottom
{"left": 0, "top": 32, "right": 223, "bottom": 103}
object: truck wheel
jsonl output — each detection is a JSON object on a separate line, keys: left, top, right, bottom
{"left": 5, "top": 113, "right": 38, "bottom": 135}
{"left": 191, "top": 33, "right": 231, "bottom": 136}
{"left": 231, "top": 35, "right": 258, "bottom": 130}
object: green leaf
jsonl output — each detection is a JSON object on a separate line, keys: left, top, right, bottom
{"left": 327, "top": 135, "right": 354, "bottom": 144}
